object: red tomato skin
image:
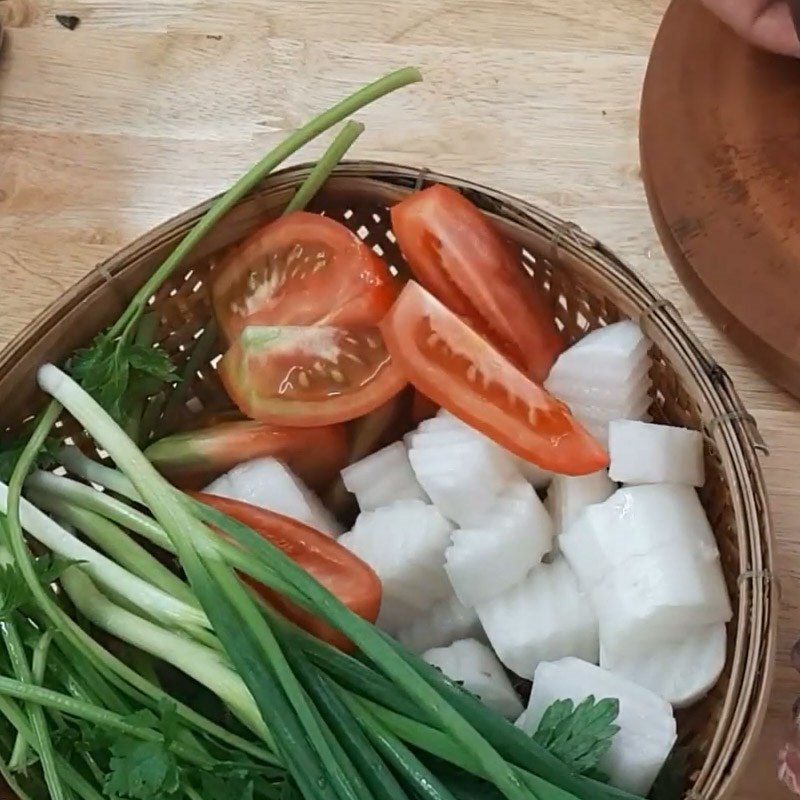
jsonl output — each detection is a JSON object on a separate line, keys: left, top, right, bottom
{"left": 218, "top": 326, "right": 407, "bottom": 427}
{"left": 193, "top": 493, "right": 381, "bottom": 650}
{"left": 211, "top": 211, "right": 398, "bottom": 343}
{"left": 391, "top": 184, "right": 564, "bottom": 382}
{"left": 145, "top": 422, "right": 347, "bottom": 491}
{"left": 380, "top": 281, "right": 608, "bottom": 476}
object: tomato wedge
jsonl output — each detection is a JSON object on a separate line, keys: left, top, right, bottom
{"left": 194, "top": 493, "right": 381, "bottom": 650}
{"left": 391, "top": 184, "right": 564, "bottom": 382}
{"left": 211, "top": 211, "right": 398, "bottom": 343}
{"left": 379, "top": 282, "right": 608, "bottom": 475}
{"left": 145, "top": 421, "right": 347, "bottom": 491}
{"left": 219, "top": 325, "right": 407, "bottom": 427}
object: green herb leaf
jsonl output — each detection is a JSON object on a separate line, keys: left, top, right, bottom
{"left": 533, "top": 695, "right": 620, "bottom": 777}
{"left": 0, "top": 436, "right": 59, "bottom": 483}
{"left": 70, "top": 333, "right": 177, "bottom": 423}
{"left": 104, "top": 737, "right": 181, "bottom": 800}
{"left": 34, "top": 554, "right": 83, "bottom": 586}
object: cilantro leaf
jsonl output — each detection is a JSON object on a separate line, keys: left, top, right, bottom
{"left": 70, "top": 333, "right": 177, "bottom": 423}
{"left": 34, "top": 553, "right": 83, "bottom": 586}
{"left": 533, "top": 695, "right": 620, "bottom": 777}
{"left": 0, "top": 553, "right": 79, "bottom": 620}
{"left": 104, "top": 738, "right": 181, "bottom": 800}
{"left": 0, "top": 435, "right": 59, "bottom": 483}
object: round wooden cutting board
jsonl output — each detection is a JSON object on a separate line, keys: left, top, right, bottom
{"left": 640, "top": 0, "right": 800, "bottom": 397}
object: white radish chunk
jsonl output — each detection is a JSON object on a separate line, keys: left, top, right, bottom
{"left": 551, "top": 368, "right": 651, "bottom": 410}
{"left": 601, "top": 623, "right": 727, "bottom": 708}
{"left": 608, "top": 420, "right": 705, "bottom": 487}
{"left": 545, "top": 322, "right": 652, "bottom": 445}
{"left": 408, "top": 431, "right": 520, "bottom": 526}
{"left": 560, "top": 485, "right": 731, "bottom": 653}
{"left": 340, "top": 442, "right": 428, "bottom": 511}
{"left": 518, "top": 658, "right": 676, "bottom": 796}
{"left": 424, "top": 639, "right": 524, "bottom": 720}
{"left": 419, "top": 410, "right": 552, "bottom": 487}
{"left": 514, "top": 460, "right": 553, "bottom": 489}
{"left": 476, "top": 557, "right": 598, "bottom": 679}
{"left": 445, "top": 481, "right": 553, "bottom": 606}
{"left": 544, "top": 321, "right": 649, "bottom": 391}
{"left": 589, "top": 550, "right": 731, "bottom": 654}
{"left": 544, "top": 470, "right": 616, "bottom": 534}
{"left": 397, "top": 591, "right": 484, "bottom": 653}
{"left": 339, "top": 500, "right": 454, "bottom": 632}
{"left": 204, "top": 457, "right": 341, "bottom": 536}
{"left": 560, "top": 484, "right": 721, "bottom": 585}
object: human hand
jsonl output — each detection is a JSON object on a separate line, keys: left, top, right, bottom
{"left": 700, "top": 0, "right": 800, "bottom": 56}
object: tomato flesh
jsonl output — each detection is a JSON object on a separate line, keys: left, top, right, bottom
{"left": 145, "top": 421, "right": 347, "bottom": 491}
{"left": 219, "top": 325, "right": 407, "bottom": 427}
{"left": 211, "top": 211, "right": 398, "bottom": 343}
{"left": 391, "top": 184, "right": 564, "bottom": 382}
{"left": 380, "top": 282, "right": 608, "bottom": 475}
{"left": 194, "top": 493, "right": 381, "bottom": 650}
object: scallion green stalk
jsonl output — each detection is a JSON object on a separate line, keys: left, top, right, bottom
{"left": 0, "top": 619, "right": 65, "bottom": 800}
{"left": 0, "top": 480, "right": 207, "bottom": 634}
{"left": 38, "top": 365, "right": 533, "bottom": 800}
{"left": 284, "top": 121, "right": 365, "bottom": 215}
{"left": 60, "top": 567, "right": 270, "bottom": 745}
{"left": 31, "top": 493, "right": 193, "bottom": 605}
{"left": 108, "top": 67, "right": 421, "bottom": 342}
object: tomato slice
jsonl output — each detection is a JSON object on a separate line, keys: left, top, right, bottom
{"left": 211, "top": 211, "right": 398, "bottom": 343}
{"left": 391, "top": 184, "right": 564, "bottom": 382}
{"left": 145, "top": 421, "right": 348, "bottom": 491}
{"left": 379, "top": 282, "right": 608, "bottom": 475}
{"left": 219, "top": 325, "right": 407, "bottom": 427}
{"left": 194, "top": 493, "right": 381, "bottom": 650}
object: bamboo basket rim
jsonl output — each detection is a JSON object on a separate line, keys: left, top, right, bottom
{"left": 0, "top": 160, "right": 778, "bottom": 800}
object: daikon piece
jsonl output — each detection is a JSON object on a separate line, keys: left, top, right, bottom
{"left": 544, "top": 321, "right": 649, "bottom": 392}
{"left": 397, "top": 590, "right": 484, "bottom": 653}
{"left": 544, "top": 470, "right": 616, "bottom": 534}
{"left": 341, "top": 442, "right": 429, "bottom": 511}
{"left": 426, "top": 410, "right": 551, "bottom": 488}
{"left": 204, "top": 457, "right": 341, "bottom": 535}
{"left": 424, "top": 639, "right": 524, "bottom": 720}
{"left": 519, "top": 657, "right": 676, "bottom": 796}
{"left": 408, "top": 429, "right": 520, "bottom": 526}
{"left": 445, "top": 481, "right": 552, "bottom": 607}
{"left": 560, "top": 484, "right": 720, "bottom": 586}
{"left": 339, "top": 500, "right": 454, "bottom": 626}
{"left": 568, "top": 392, "right": 652, "bottom": 427}
{"left": 552, "top": 368, "right": 652, "bottom": 408}
{"left": 515, "top": 459, "right": 553, "bottom": 489}
{"left": 601, "top": 623, "right": 727, "bottom": 708}
{"left": 590, "top": 551, "right": 731, "bottom": 655}
{"left": 560, "top": 484, "right": 730, "bottom": 652}
{"left": 476, "top": 557, "right": 598, "bottom": 679}
{"left": 608, "top": 420, "right": 704, "bottom": 487}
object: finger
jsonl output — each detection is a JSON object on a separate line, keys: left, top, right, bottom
{"left": 700, "top": 0, "right": 800, "bottom": 56}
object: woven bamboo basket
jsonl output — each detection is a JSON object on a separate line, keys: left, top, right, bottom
{"left": 0, "top": 162, "right": 777, "bottom": 800}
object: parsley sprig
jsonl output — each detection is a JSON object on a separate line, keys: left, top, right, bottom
{"left": 533, "top": 696, "right": 620, "bottom": 778}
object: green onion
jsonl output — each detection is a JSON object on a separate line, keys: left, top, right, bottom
{"left": 0, "top": 618, "right": 65, "bottom": 800}
{"left": 0, "top": 480, "right": 208, "bottom": 634}
{"left": 108, "top": 67, "right": 421, "bottom": 342}
{"left": 36, "top": 495, "right": 193, "bottom": 605}
{"left": 60, "top": 567, "right": 269, "bottom": 743}
{"left": 284, "top": 121, "right": 365, "bottom": 215}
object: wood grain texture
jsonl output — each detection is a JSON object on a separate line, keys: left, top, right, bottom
{"left": 0, "top": 0, "right": 795, "bottom": 795}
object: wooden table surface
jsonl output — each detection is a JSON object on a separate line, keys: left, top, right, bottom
{"left": 0, "top": 0, "right": 797, "bottom": 795}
